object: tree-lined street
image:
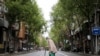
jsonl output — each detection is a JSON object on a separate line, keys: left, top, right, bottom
{"left": 0, "top": 0, "right": 100, "bottom": 56}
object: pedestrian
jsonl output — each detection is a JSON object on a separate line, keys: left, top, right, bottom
{"left": 46, "top": 37, "right": 57, "bottom": 56}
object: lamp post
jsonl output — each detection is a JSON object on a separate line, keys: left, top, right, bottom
{"left": 87, "top": 35, "right": 91, "bottom": 53}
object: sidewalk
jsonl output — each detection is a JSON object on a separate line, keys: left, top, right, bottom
{"left": 0, "top": 50, "right": 37, "bottom": 56}
{"left": 60, "top": 51, "right": 100, "bottom": 56}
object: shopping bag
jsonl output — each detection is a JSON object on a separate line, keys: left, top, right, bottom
{"left": 49, "top": 52, "right": 55, "bottom": 56}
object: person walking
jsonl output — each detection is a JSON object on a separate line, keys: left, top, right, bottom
{"left": 46, "top": 37, "right": 57, "bottom": 56}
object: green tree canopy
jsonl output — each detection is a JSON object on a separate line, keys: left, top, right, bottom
{"left": 5, "top": 0, "right": 46, "bottom": 42}
{"left": 50, "top": 0, "right": 100, "bottom": 43}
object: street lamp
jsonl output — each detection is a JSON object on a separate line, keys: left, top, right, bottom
{"left": 87, "top": 35, "right": 91, "bottom": 40}
{"left": 87, "top": 35, "right": 91, "bottom": 54}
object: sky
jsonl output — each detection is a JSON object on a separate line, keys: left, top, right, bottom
{"left": 36, "top": 0, "right": 58, "bottom": 37}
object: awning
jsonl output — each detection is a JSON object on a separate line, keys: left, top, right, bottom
{"left": 0, "top": 18, "right": 9, "bottom": 28}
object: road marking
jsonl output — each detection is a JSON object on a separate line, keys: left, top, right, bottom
{"left": 58, "top": 52, "right": 68, "bottom": 56}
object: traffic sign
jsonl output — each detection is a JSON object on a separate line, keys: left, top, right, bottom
{"left": 92, "top": 27, "right": 100, "bottom": 35}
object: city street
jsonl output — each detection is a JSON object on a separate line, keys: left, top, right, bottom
{"left": 0, "top": 0, "right": 100, "bottom": 56}
{"left": 12, "top": 50, "right": 98, "bottom": 56}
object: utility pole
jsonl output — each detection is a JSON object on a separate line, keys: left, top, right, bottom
{"left": 94, "top": 0, "right": 99, "bottom": 54}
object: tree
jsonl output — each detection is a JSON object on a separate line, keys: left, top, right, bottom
{"left": 50, "top": 2, "right": 70, "bottom": 47}
{"left": 50, "top": 0, "right": 99, "bottom": 50}
{"left": 5, "top": 0, "right": 46, "bottom": 42}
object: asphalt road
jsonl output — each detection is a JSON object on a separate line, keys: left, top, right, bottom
{"left": 15, "top": 50, "right": 99, "bottom": 56}
{"left": 1, "top": 50, "right": 99, "bottom": 56}
{"left": 16, "top": 50, "right": 70, "bottom": 56}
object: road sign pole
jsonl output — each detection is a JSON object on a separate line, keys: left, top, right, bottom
{"left": 94, "top": 0, "right": 99, "bottom": 54}
{"left": 96, "top": 35, "right": 98, "bottom": 54}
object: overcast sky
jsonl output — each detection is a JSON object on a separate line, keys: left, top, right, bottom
{"left": 36, "top": 0, "right": 58, "bottom": 37}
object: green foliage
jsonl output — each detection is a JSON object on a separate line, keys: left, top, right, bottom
{"left": 41, "top": 37, "right": 48, "bottom": 47}
{"left": 50, "top": 0, "right": 99, "bottom": 44}
{"left": 5, "top": 0, "right": 46, "bottom": 42}
{"left": 35, "top": 36, "right": 47, "bottom": 47}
